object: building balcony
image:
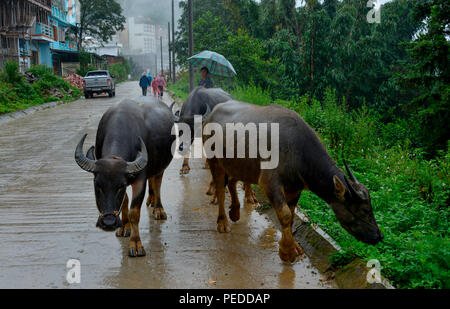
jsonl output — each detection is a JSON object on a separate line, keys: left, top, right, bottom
{"left": 52, "top": 6, "right": 69, "bottom": 24}
{"left": 50, "top": 40, "right": 78, "bottom": 53}
{"left": 32, "top": 23, "right": 55, "bottom": 42}
{"left": 29, "top": 0, "right": 52, "bottom": 11}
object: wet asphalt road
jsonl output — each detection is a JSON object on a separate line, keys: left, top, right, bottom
{"left": 0, "top": 82, "right": 330, "bottom": 289}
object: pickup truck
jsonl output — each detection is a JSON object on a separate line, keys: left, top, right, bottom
{"left": 83, "top": 70, "right": 116, "bottom": 98}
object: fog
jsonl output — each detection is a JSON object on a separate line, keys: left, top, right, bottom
{"left": 119, "top": 0, "right": 183, "bottom": 30}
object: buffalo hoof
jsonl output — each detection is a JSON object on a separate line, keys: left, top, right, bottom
{"left": 152, "top": 207, "right": 167, "bottom": 220}
{"left": 244, "top": 190, "right": 259, "bottom": 206}
{"left": 279, "top": 241, "right": 303, "bottom": 263}
{"left": 206, "top": 185, "right": 215, "bottom": 196}
{"left": 116, "top": 226, "right": 131, "bottom": 238}
{"left": 180, "top": 165, "right": 190, "bottom": 175}
{"left": 245, "top": 195, "right": 258, "bottom": 206}
{"left": 229, "top": 205, "right": 240, "bottom": 222}
{"left": 129, "top": 246, "right": 146, "bottom": 258}
{"left": 210, "top": 194, "right": 218, "bottom": 204}
{"left": 217, "top": 219, "right": 231, "bottom": 233}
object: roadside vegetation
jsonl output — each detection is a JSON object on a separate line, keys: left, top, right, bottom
{"left": 170, "top": 0, "right": 449, "bottom": 288}
{"left": 0, "top": 62, "right": 81, "bottom": 115}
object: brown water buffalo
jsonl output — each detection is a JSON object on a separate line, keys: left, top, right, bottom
{"left": 203, "top": 101, "right": 383, "bottom": 262}
{"left": 75, "top": 99, "right": 175, "bottom": 257}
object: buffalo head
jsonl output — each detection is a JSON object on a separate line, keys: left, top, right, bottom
{"left": 172, "top": 103, "right": 211, "bottom": 151}
{"left": 330, "top": 161, "right": 383, "bottom": 245}
{"left": 75, "top": 134, "right": 148, "bottom": 232}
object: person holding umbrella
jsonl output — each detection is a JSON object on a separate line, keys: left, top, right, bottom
{"left": 188, "top": 50, "right": 237, "bottom": 90}
{"left": 198, "top": 67, "right": 214, "bottom": 89}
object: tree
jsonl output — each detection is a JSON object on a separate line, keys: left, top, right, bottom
{"left": 75, "top": 0, "right": 126, "bottom": 50}
{"left": 399, "top": 0, "right": 450, "bottom": 155}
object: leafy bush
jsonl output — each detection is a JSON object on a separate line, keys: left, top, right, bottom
{"left": 109, "top": 62, "right": 130, "bottom": 83}
{"left": 168, "top": 71, "right": 190, "bottom": 101}
{"left": 2, "top": 62, "right": 23, "bottom": 84}
{"left": 0, "top": 63, "right": 80, "bottom": 114}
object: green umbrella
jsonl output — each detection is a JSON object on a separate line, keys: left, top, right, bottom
{"left": 187, "top": 50, "right": 237, "bottom": 77}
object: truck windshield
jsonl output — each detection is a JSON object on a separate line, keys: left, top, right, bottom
{"left": 86, "top": 72, "right": 107, "bottom": 77}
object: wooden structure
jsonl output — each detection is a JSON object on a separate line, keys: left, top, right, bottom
{"left": 0, "top": 0, "right": 52, "bottom": 70}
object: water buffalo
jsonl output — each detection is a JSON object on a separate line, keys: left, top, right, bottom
{"left": 173, "top": 87, "right": 232, "bottom": 175}
{"left": 75, "top": 99, "right": 175, "bottom": 257}
{"left": 172, "top": 87, "right": 258, "bottom": 205}
{"left": 203, "top": 101, "right": 383, "bottom": 263}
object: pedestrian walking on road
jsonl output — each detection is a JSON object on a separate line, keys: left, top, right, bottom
{"left": 156, "top": 72, "right": 166, "bottom": 98}
{"left": 139, "top": 73, "right": 150, "bottom": 96}
{"left": 151, "top": 77, "right": 160, "bottom": 97}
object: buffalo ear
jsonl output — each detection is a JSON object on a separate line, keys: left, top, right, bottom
{"left": 87, "top": 146, "right": 96, "bottom": 160}
{"left": 349, "top": 182, "right": 367, "bottom": 201}
{"left": 333, "top": 176, "right": 346, "bottom": 201}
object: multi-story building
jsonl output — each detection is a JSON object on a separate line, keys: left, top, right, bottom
{"left": 0, "top": 0, "right": 53, "bottom": 71}
{"left": 0, "top": 0, "right": 79, "bottom": 75}
{"left": 49, "top": 1, "right": 79, "bottom": 75}
{"left": 120, "top": 16, "right": 170, "bottom": 75}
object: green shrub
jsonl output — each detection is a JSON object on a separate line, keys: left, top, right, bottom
{"left": 0, "top": 64, "right": 80, "bottom": 114}
{"left": 168, "top": 71, "right": 190, "bottom": 101}
{"left": 231, "top": 83, "right": 272, "bottom": 106}
{"left": 2, "top": 62, "right": 23, "bottom": 84}
{"left": 109, "top": 62, "right": 129, "bottom": 83}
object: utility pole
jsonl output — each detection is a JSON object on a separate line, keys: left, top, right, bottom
{"left": 188, "top": 0, "right": 194, "bottom": 92}
{"left": 155, "top": 54, "right": 158, "bottom": 75}
{"left": 168, "top": 21, "right": 172, "bottom": 82}
{"left": 172, "top": 0, "right": 176, "bottom": 83}
{"left": 160, "top": 36, "right": 163, "bottom": 75}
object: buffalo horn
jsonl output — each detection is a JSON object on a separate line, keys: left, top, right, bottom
{"left": 170, "top": 101, "right": 180, "bottom": 122}
{"left": 344, "top": 159, "right": 359, "bottom": 184}
{"left": 126, "top": 137, "right": 148, "bottom": 174}
{"left": 75, "top": 134, "right": 97, "bottom": 173}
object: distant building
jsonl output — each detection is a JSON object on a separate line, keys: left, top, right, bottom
{"left": 0, "top": 0, "right": 80, "bottom": 75}
{"left": 118, "top": 16, "right": 170, "bottom": 75}
{"left": 125, "top": 17, "right": 157, "bottom": 54}
{"left": 84, "top": 35, "right": 123, "bottom": 58}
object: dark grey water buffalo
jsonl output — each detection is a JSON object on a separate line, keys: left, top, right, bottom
{"left": 173, "top": 87, "right": 232, "bottom": 175}
{"left": 172, "top": 87, "right": 258, "bottom": 204}
{"left": 75, "top": 99, "right": 175, "bottom": 257}
{"left": 203, "top": 101, "right": 383, "bottom": 263}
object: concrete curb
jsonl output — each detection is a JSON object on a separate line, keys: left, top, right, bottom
{"left": 0, "top": 100, "right": 65, "bottom": 126}
{"left": 254, "top": 188, "right": 394, "bottom": 289}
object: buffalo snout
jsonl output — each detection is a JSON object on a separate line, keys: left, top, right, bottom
{"left": 361, "top": 227, "right": 384, "bottom": 245}
{"left": 96, "top": 214, "right": 123, "bottom": 232}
